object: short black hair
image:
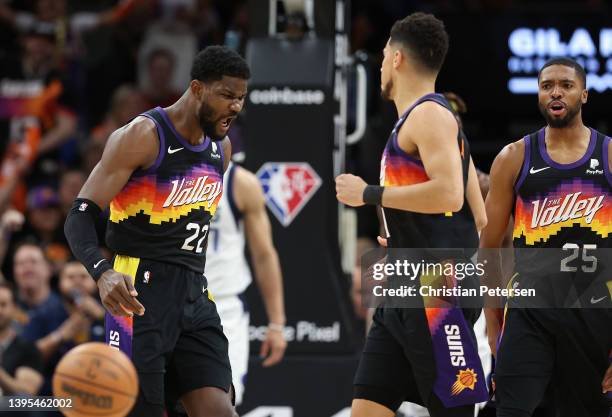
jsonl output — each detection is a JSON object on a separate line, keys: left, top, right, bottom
{"left": 538, "top": 57, "right": 586, "bottom": 88}
{"left": 389, "top": 12, "right": 449, "bottom": 74}
{"left": 190, "top": 45, "right": 250, "bottom": 83}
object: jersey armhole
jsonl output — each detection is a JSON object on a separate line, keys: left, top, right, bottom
{"left": 391, "top": 95, "right": 454, "bottom": 165}
{"left": 219, "top": 139, "right": 226, "bottom": 171}
{"left": 226, "top": 164, "right": 242, "bottom": 229}
{"left": 603, "top": 136, "right": 612, "bottom": 187}
{"left": 133, "top": 113, "right": 165, "bottom": 176}
{"left": 513, "top": 135, "right": 531, "bottom": 192}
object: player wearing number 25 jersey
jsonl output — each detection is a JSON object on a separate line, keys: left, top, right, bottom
{"left": 481, "top": 58, "right": 611, "bottom": 417}
{"left": 64, "top": 46, "right": 250, "bottom": 417}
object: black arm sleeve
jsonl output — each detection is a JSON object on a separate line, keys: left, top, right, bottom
{"left": 64, "top": 198, "right": 112, "bottom": 281}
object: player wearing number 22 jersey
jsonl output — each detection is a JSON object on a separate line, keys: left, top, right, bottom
{"left": 106, "top": 106, "right": 224, "bottom": 272}
{"left": 64, "top": 46, "right": 250, "bottom": 417}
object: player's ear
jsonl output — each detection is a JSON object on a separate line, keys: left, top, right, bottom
{"left": 393, "top": 49, "right": 402, "bottom": 69}
{"left": 189, "top": 80, "right": 204, "bottom": 100}
{"left": 581, "top": 88, "right": 588, "bottom": 104}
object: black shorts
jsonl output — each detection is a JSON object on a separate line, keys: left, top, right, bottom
{"left": 495, "top": 308, "right": 612, "bottom": 416}
{"left": 105, "top": 255, "right": 232, "bottom": 417}
{"left": 353, "top": 307, "right": 475, "bottom": 417}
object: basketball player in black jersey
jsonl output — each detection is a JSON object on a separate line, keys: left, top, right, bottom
{"left": 480, "top": 58, "right": 612, "bottom": 416}
{"left": 64, "top": 46, "right": 249, "bottom": 417}
{"left": 336, "top": 13, "right": 488, "bottom": 417}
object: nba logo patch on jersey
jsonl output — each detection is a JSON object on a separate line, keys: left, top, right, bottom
{"left": 256, "top": 162, "right": 322, "bottom": 226}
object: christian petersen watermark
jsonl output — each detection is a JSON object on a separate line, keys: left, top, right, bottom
{"left": 360, "top": 248, "right": 611, "bottom": 309}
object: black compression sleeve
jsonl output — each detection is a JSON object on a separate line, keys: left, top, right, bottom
{"left": 64, "top": 198, "right": 112, "bottom": 281}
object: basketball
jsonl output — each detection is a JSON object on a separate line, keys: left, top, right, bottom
{"left": 460, "top": 372, "right": 475, "bottom": 387}
{"left": 52, "top": 342, "right": 139, "bottom": 417}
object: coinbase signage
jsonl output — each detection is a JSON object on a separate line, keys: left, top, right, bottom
{"left": 507, "top": 27, "right": 612, "bottom": 94}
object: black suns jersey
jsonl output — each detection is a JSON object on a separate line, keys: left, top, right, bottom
{"left": 513, "top": 128, "right": 611, "bottom": 249}
{"left": 379, "top": 93, "right": 478, "bottom": 249}
{"left": 106, "top": 107, "right": 224, "bottom": 273}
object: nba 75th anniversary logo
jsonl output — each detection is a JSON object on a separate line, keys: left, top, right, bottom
{"left": 256, "top": 162, "right": 322, "bottom": 227}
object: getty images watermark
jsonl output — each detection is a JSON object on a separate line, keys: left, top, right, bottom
{"left": 360, "top": 248, "right": 611, "bottom": 309}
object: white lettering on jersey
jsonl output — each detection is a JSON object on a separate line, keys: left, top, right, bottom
{"left": 163, "top": 176, "right": 222, "bottom": 209}
{"left": 531, "top": 192, "right": 605, "bottom": 228}
{"left": 444, "top": 324, "right": 466, "bottom": 367}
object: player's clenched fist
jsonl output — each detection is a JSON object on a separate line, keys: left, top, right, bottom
{"left": 97, "top": 270, "right": 145, "bottom": 317}
{"left": 335, "top": 173, "right": 367, "bottom": 207}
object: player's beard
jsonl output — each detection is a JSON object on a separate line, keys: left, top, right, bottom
{"left": 539, "top": 100, "right": 581, "bottom": 128}
{"left": 198, "top": 101, "right": 225, "bottom": 141}
{"left": 381, "top": 78, "right": 393, "bottom": 101}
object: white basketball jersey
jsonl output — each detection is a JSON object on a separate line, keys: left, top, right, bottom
{"left": 205, "top": 163, "right": 253, "bottom": 297}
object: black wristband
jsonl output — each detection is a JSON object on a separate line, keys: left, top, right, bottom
{"left": 363, "top": 185, "right": 384, "bottom": 205}
{"left": 64, "top": 198, "right": 111, "bottom": 281}
{"left": 90, "top": 259, "right": 112, "bottom": 281}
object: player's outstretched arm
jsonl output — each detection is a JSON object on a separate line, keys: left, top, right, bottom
{"left": 235, "top": 166, "right": 287, "bottom": 367}
{"left": 383, "top": 102, "right": 463, "bottom": 213}
{"left": 65, "top": 118, "right": 158, "bottom": 317}
{"left": 466, "top": 157, "right": 487, "bottom": 231}
{"left": 479, "top": 140, "right": 524, "bottom": 356}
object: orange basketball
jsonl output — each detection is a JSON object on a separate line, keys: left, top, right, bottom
{"left": 52, "top": 342, "right": 138, "bottom": 417}
{"left": 459, "top": 372, "right": 474, "bottom": 387}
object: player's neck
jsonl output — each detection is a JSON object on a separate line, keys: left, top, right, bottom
{"left": 392, "top": 78, "right": 435, "bottom": 117}
{"left": 545, "top": 119, "right": 590, "bottom": 146}
{"left": 164, "top": 95, "right": 206, "bottom": 146}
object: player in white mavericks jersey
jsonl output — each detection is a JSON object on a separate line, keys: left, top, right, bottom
{"left": 206, "top": 161, "right": 287, "bottom": 405}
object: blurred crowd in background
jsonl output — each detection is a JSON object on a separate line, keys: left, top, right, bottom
{"left": 0, "top": 0, "right": 608, "bottom": 402}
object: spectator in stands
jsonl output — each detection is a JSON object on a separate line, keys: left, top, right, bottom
{"left": 90, "top": 84, "right": 146, "bottom": 146}
{"left": 0, "top": 210, "right": 25, "bottom": 277}
{"left": 57, "top": 261, "right": 105, "bottom": 345}
{"left": 14, "top": 245, "right": 94, "bottom": 395}
{"left": 58, "top": 169, "right": 86, "bottom": 218}
{"left": 0, "top": 144, "right": 31, "bottom": 214}
{"left": 0, "top": 21, "right": 77, "bottom": 184}
{"left": 0, "top": 282, "right": 43, "bottom": 397}
{"left": 13, "top": 242, "right": 63, "bottom": 324}
{"left": 141, "top": 48, "right": 180, "bottom": 108}
{"left": 22, "top": 186, "right": 70, "bottom": 274}
{"left": 0, "top": 0, "right": 150, "bottom": 61}
{"left": 81, "top": 140, "right": 105, "bottom": 175}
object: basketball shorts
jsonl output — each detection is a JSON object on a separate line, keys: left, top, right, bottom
{"left": 105, "top": 255, "right": 232, "bottom": 417}
{"left": 495, "top": 308, "right": 612, "bottom": 417}
{"left": 353, "top": 307, "right": 475, "bottom": 417}
{"left": 215, "top": 293, "right": 250, "bottom": 405}
{"left": 398, "top": 312, "right": 492, "bottom": 416}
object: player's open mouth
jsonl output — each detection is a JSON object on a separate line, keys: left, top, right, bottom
{"left": 221, "top": 116, "right": 235, "bottom": 129}
{"left": 548, "top": 101, "right": 566, "bottom": 116}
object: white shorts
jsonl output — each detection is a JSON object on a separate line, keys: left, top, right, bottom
{"left": 215, "top": 294, "right": 250, "bottom": 405}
